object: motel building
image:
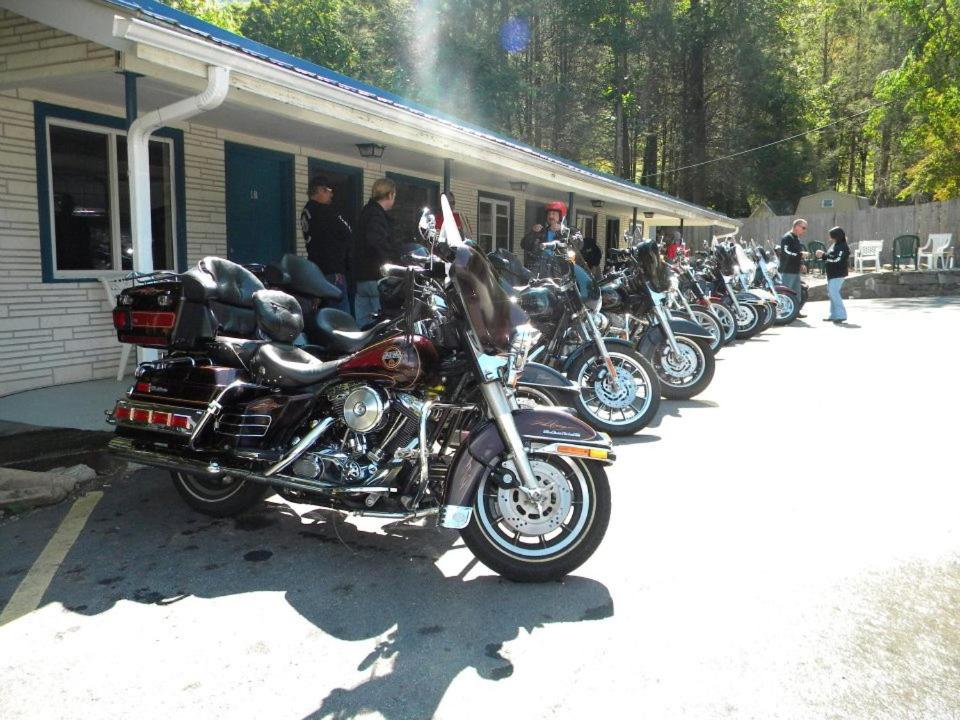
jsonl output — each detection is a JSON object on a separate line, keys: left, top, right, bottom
{"left": 0, "top": 0, "right": 736, "bottom": 398}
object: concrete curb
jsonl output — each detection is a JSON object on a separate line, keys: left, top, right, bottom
{"left": 0, "top": 465, "right": 96, "bottom": 512}
{"left": 807, "top": 269, "right": 960, "bottom": 301}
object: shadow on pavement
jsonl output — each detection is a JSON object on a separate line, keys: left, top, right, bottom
{"left": 2, "top": 469, "right": 613, "bottom": 720}
{"left": 647, "top": 398, "right": 719, "bottom": 430}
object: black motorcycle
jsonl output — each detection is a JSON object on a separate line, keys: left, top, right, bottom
{"left": 488, "top": 237, "right": 661, "bottom": 436}
{"left": 107, "top": 196, "right": 615, "bottom": 582}
{"left": 600, "top": 242, "right": 716, "bottom": 400}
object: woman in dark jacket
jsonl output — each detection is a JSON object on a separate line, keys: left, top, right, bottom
{"left": 817, "top": 226, "right": 850, "bottom": 323}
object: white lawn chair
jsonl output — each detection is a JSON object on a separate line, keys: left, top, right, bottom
{"left": 99, "top": 275, "right": 134, "bottom": 380}
{"left": 854, "top": 240, "right": 883, "bottom": 273}
{"left": 918, "top": 233, "right": 954, "bottom": 270}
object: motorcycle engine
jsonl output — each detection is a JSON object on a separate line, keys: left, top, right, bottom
{"left": 287, "top": 383, "right": 419, "bottom": 485}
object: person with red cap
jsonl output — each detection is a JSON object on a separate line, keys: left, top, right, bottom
{"left": 521, "top": 201, "right": 568, "bottom": 269}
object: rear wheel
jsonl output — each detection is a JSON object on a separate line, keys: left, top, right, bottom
{"left": 566, "top": 345, "right": 661, "bottom": 435}
{"left": 514, "top": 385, "right": 561, "bottom": 409}
{"left": 649, "top": 335, "right": 716, "bottom": 400}
{"left": 460, "top": 454, "right": 610, "bottom": 582}
{"left": 171, "top": 470, "right": 270, "bottom": 518}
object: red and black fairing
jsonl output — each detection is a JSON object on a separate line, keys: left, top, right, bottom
{"left": 339, "top": 334, "right": 439, "bottom": 389}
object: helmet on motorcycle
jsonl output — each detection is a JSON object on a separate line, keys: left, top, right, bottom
{"left": 544, "top": 200, "right": 567, "bottom": 218}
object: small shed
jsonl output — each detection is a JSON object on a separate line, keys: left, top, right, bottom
{"left": 749, "top": 200, "right": 795, "bottom": 219}
{"left": 796, "top": 190, "right": 870, "bottom": 216}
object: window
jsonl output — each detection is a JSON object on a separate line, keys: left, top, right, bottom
{"left": 36, "top": 103, "right": 184, "bottom": 282}
{"left": 821, "top": 198, "right": 834, "bottom": 208}
{"left": 386, "top": 172, "right": 439, "bottom": 248}
{"left": 576, "top": 211, "right": 597, "bottom": 241}
{"left": 477, "top": 194, "right": 512, "bottom": 252}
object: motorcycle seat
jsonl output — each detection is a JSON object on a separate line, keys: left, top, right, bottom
{"left": 252, "top": 343, "right": 343, "bottom": 388}
{"left": 315, "top": 308, "right": 384, "bottom": 355}
{"left": 207, "top": 336, "right": 265, "bottom": 368}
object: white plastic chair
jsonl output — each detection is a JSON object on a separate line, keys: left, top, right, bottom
{"left": 99, "top": 275, "right": 134, "bottom": 380}
{"left": 854, "top": 240, "right": 883, "bottom": 273}
{"left": 918, "top": 233, "right": 954, "bottom": 270}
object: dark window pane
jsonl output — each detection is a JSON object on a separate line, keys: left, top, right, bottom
{"left": 388, "top": 176, "right": 438, "bottom": 246}
{"left": 49, "top": 125, "right": 112, "bottom": 270}
{"left": 117, "top": 138, "right": 175, "bottom": 270}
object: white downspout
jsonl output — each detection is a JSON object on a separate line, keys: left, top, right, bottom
{"left": 128, "top": 65, "right": 230, "bottom": 274}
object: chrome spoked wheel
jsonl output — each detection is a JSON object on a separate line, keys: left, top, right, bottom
{"left": 774, "top": 292, "right": 799, "bottom": 324}
{"left": 689, "top": 308, "right": 723, "bottom": 351}
{"left": 655, "top": 337, "right": 705, "bottom": 388}
{"left": 711, "top": 303, "right": 738, "bottom": 343}
{"left": 460, "top": 454, "right": 611, "bottom": 582}
{"left": 566, "top": 346, "right": 661, "bottom": 435}
{"left": 514, "top": 385, "right": 559, "bottom": 409}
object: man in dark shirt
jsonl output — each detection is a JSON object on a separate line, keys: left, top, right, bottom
{"left": 300, "top": 175, "right": 352, "bottom": 312}
{"left": 779, "top": 218, "right": 808, "bottom": 318}
{"left": 353, "top": 177, "right": 398, "bottom": 326}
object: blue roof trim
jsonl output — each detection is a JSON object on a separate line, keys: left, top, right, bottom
{"left": 103, "top": 0, "right": 731, "bottom": 222}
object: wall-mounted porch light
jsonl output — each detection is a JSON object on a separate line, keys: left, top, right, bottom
{"left": 643, "top": 211, "right": 655, "bottom": 218}
{"left": 509, "top": 181, "right": 528, "bottom": 192}
{"left": 591, "top": 199, "right": 604, "bottom": 208}
{"left": 356, "top": 142, "right": 385, "bottom": 158}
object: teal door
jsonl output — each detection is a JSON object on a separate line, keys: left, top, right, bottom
{"left": 225, "top": 142, "right": 294, "bottom": 265}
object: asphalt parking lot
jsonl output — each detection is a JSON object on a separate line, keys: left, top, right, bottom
{"left": 1, "top": 297, "right": 958, "bottom": 720}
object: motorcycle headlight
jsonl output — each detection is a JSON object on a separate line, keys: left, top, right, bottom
{"left": 591, "top": 311, "right": 609, "bottom": 333}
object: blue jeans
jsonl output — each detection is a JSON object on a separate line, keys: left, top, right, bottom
{"left": 325, "top": 273, "right": 351, "bottom": 314}
{"left": 780, "top": 272, "right": 801, "bottom": 300}
{"left": 827, "top": 277, "right": 846, "bottom": 320}
{"left": 354, "top": 280, "right": 381, "bottom": 328}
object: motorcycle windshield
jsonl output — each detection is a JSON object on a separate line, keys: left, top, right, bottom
{"left": 450, "top": 244, "right": 529, "bottom": 354}
{"left": 573, "top": 263, "right": 601, "bottom": 313}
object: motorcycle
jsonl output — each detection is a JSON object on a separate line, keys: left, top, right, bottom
{"left": 701, "top": 241, "right": 768, "bottom": 340}
{"left": 600, "top": 242, "right": 717, "bottom": 400}
{"left": 745, "top": 242, "right": 800, "bottom": 325}
{"left": 487, "top": 227, "right": 662, "bottom": 436}
{"left": 107, "top": 195, "right": 615, "bottom": 582}
{"left": 664, "top": 259, "right": 725, "bottom": 354}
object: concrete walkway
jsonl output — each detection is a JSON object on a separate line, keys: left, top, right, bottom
{"left": 0, "top": 377, "right": 131, "bottom": 432}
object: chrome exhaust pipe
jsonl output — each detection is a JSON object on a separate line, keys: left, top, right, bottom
{"left": 108, "top": 437, "right": 393, "bottom": 497}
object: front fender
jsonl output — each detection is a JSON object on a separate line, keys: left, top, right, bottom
{"left": 561, "top": 337, "right": 636, "bottom": 375}
{"left": 736, "top": 291, "right": 766, "bottom": 306}
{"left": 440, "top": 408, "right": 613, "bottom": 529}
{"left": 519, "top": 362, "right": 578, "bottom": 393}
{"left": 774, "top": 285, "right": 796, "bottom": 297}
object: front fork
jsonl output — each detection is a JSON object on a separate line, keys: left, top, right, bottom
{"left": 651, "top": 298, "right": 682, "bottom": 355}
{"left": 478, "top": 381, "right": 543, "bottom": 498}
{"left": 722, "top": 276, "right": 742, "bottom": 312}
{"left": 580, "top": 311, "right": 621, "bottom": 393}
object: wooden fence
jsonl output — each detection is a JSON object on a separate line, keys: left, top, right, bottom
{"left": 679, "top": 199, "right": 960, "bottom": 265}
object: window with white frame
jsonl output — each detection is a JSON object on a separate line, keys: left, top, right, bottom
{"left": 477, "top": 195, "right": 511, "bottom": 252}
{"left": 576, "top": 210, "right": 597, "bottom": 241}
{"left": 46, "top": 119, "right": 177, "bottom": 277}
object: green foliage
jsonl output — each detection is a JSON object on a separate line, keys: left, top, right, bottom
{"left": 157, "top": 0, "right": 957, "bottom": 212}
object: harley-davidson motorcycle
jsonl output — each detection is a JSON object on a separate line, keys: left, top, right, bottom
{"left": 599, "top": 242, "right": 716, "bottom": 400}
{"left": 487, "top": 233, "right": 661, "bottom": 437}
{"left": 106, "top": 196, "right": 614, "bottom": 582}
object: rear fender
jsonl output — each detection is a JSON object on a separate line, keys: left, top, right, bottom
{"left": 440, "top": 408, "right": 614, "bottom": 529}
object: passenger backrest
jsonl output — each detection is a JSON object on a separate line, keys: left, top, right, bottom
{"left": 181, "top": 256, "right": 265, "bottom": 337}
{"left": 280, "top": 254, "right": 342, "bottom": 300}
{"left": 253, "top": 289, "right": 303, "bottom": 343}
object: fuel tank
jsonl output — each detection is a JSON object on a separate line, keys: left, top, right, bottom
{"left": 339, "top": 334, "right": 439, "bottom": 389}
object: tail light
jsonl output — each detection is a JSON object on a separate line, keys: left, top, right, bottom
{"left": 130, "top": 311, "right": 176, "bottom": 329}
{"left": 111, "top": 401, "right": 198, "bottom": 434}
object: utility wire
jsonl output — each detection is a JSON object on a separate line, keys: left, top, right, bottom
{"left": 644, "top": 99, "right": 894, "bottom": 180}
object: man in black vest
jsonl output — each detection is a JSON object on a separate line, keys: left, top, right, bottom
{"left": 300, "top": 175, "right": 352, "bottom": 313}
{"left": 779, "top": 218, "right": 808, "bottom": 318}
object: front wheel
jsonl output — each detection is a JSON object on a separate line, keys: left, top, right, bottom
{"left": 649, "top": 336, "right": 716, "bottom": 400}
{"left": 171, "top": 470, "right": 271, "bottom": 518}
{"left": 709, "top": 302, "right": 738, "bottom": 344}
{"left": 566, "top": 345, "right": 661, "bottom": 435}
{"left": 774, "top": 291, "right": 800, "bottom": 325}
{"left": 758, "top": 302, "right": 776, "bottom": 332}
{"left": 687, "top": 307, "right": 724, "bottom": 353}
{"left": 729, "top": 301, "right": 761, "bottom": 339}
{"left": 514, "top": 384, "right": 561, "bottom": 409}
{"left": 460, "top": 454, "right": 611, "bottom": 582}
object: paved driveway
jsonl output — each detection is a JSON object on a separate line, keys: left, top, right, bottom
{"left": 1, "top": 298, "right": 958, "bottom": 720}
